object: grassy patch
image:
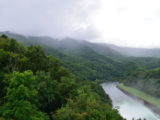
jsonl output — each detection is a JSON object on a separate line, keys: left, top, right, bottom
{"left": 118, "top": 84, "right": 160, "bottom": 107}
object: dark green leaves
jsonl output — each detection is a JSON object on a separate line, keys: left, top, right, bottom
{"left": 0, "top": 71, "right": 49, "bottom": 120}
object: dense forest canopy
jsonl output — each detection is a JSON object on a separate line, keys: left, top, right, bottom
{"left": 0, "top": 35, "right": 123, "bottom": 120}
{"left": 1, "top": 33, "right": 160, "bottom": 119}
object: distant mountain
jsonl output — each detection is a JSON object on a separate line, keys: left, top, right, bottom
{"left": 1, "top": 31, "right": 160, "bottom": 58}
{"left": 0, "top": 31, "right": 127, "bottom": 80}
{"left": 102, "top": 43, "right": 160, "bottom": 58}
{"left": 0, "top": 31, "right": 123, "bottom": 58}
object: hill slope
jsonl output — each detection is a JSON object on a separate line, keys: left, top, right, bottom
{"left": 105, "top": 43, "right": 160, "bottom": 57}
{"left": 0, "top": 32, "right": 131, "bottom": 81}
{"left": 2, "top": 31, "right": 160, "bottom": 58}
{"left": 0, "top": 31, "right": 123, "bottom": 58}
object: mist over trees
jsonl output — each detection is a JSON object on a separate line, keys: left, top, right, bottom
{"left": 1, "top": 33, "right": 160, "bottom": 119}
{"left": 0, "top": 35, "right": 123, "bottom": 120}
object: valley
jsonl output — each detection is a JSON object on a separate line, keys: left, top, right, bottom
{"left": 1, "top": 0, "right": 160, "bottom": 119}
{"left": 0, "top": 32, "right": 160, "bottom": 120}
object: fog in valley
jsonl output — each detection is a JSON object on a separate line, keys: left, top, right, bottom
{"left": 1, "top": 0, "right": 160, "bottom": 120}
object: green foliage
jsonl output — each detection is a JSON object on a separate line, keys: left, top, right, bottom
{"left": 0, "top": 36, "right": 24, "bottom": 54}
{"left": 145, "top": 68, "right": 160, "bottom": 78}
{"left": 25, "top": 46, "right": 47, "bottom": 73}
{"left": 88, "top": 82, "right": 112, "bottom": 105}
{"left": 0, "top": 36, "right": 59, "bottom": 74}
{"left": 0, "top": 72, "right": 8, "bottom": 105}
{"left": 1, "top": 34, "right": 8, "bottom": 39}
{"left": 54, "top": 86, "right": 123, "bottom": 120}
{"left": 35, "top": 71, "right": 77, "bottom": 113}
{"left": 0, "top": 71, "right": 49, "bottom": 120}
{"left": 35, "top": 71, "right": 58, "bottom": 112}
{"left": 123, "top": 67, "right": 160, "bottom": 98}
{"left": 141, "top": 68, "right": 160, "bottom": 97}
{"left": 2, "top": 33, "right": 160, "bottom": 119}
{"left": 118, "top": 84, "right": 160, "bottom": 107}
{"left": 9, "top": 34, "right": 127, "bottom": 81}
{"left": 0, "top": 35, "right": 123, "bottom": 120}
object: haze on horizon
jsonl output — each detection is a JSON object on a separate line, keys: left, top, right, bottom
{"left": 0, "top": 0, "right": 160, "bottom": 48}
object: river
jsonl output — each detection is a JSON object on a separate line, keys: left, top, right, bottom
{"left": 102, "top": 82, "right": 160, "bottom": 120}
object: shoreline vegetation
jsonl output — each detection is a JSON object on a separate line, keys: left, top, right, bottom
{"left": 117, "top": 84, "right": 160, "bottom": 115}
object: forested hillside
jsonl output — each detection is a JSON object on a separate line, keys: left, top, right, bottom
{"left": 2, "top": 31, "right": 160, "bottom": 58}
{"left": 124, "top": 67, "right": 160, "bottom": 98}
{"left": 1, "top": 32, "right": 160, "bottom": 119}
{"left": 0, "top": 35, "right": 123, "bottom": 120}
{"left": 0, "top": 32, "right": 139, "bottom": 82}
{"left": 0, "top": 31, "right": 123, "bottom": 58}
{"left": 103, "top": 43, "right": 160, "bottom": 58}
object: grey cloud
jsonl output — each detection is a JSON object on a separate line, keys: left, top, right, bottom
{"left": 144, "top": 18, "right": 153, "bottom": 24}
{"left": 155, "top": 9, "right": 160, "bottom": 17}
{"left": 72, "top": 25, "right": 100, "bottom": 40}
{"left": 116, "top": 7, "right": 128, "bottom": 14}
{"left": 0, "top": 0, "right": 100, "bottom": 39}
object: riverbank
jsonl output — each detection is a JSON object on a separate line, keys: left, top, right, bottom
{"left": 117, "top": 84, "right": 160, "bottom": 115}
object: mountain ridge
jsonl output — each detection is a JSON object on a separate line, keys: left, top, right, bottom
{"left": 0, "top": 31, "right": 123, "bottom": 58}
{"left": 1, "top": 31, "right": 160, "bottom": 58}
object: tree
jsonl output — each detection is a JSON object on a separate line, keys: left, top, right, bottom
{"left": 0, "top": 71, "right": 49, "bottom": 120}
{"left": 25, "top": 46, "right": 47, "bottom": 73}
{"left": 35, "top": 71, "right": 58, "bottom": 113}
{"left": 35, "top": 71, "right": 77, "bottom": 113}
{"left": 1, "top": 34, "right": 8, "bottom": 39}
{"left": 54, "top": 86, "right": 123, "bottom": 120}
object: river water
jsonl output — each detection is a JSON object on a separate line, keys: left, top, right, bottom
{"left": 102, "top": 82, "right": 160, "bottom": 120}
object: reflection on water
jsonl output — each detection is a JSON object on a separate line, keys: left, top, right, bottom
{"left": 102, "top": 83, "right": 160, "bottom": 120}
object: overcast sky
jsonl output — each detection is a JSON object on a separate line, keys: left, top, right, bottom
{"left": 0, "top": 0, "right": 160, "bottom": 48}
